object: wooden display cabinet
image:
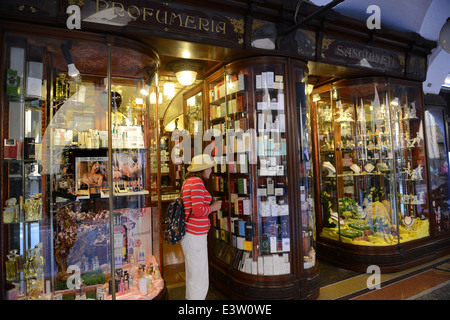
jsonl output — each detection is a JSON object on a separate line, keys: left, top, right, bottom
{"left": 205, "top": 56, "right": 319, "bottom": 300}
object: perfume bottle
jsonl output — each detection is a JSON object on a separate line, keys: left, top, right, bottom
{"left": 146, "top": 275, "right": 153, "bottom": 293}
{"left": 34, "top": 244, "right": 45, "bottom": 278}
{"left": 55, "top": 73, "right": 67, "bottom": 100}
{"left": 119, "top": 277, "right": 125, "bottom": 295}
{"left": 152, "top": 264, "right": 161, "bottom": 280}
{"left": 24, "top": 257, "right": 36, "bottom": 280}
{"left": 124, "top": 271, "right": 130, "bottom": 290}
{"left": 6, "top": 251, "right": 19, "bottom": 281}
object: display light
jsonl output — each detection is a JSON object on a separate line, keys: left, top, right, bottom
{"left": 168, "top": 60, "right": 202, "bottom": 87}
{"left": 61, "top": 42, "right": 80, "bottom": 77}
{"left": 140, "top": 84, "right": 150, "bottom": 96}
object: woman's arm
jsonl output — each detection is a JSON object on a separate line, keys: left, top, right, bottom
{"left": 190, "top": 181, "right": 212, "bottom": 217}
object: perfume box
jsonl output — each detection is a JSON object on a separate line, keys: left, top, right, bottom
{"left": 4, "top": 139, "right": 18, "bottom": 159}
{"left": 238, "top": 220, "right": 246, "bottom": 236}
{"left": 238, "top": 74, "right": 247, "bottom": 92}
{"left": 24, "top": 137, "right": 35, "bottom": 160}
{"left": 26, "top": 62, "right": 43, "bottom": 97}
{"left": 236, "top": 236, "right": 245, "bottom": 250}
{"left": 6, "top": 69, "right": 20, "bottom": 97}
{"left": 243, "top": 240, "right": 252, "bottom": 251}
{"left": 245, "top": 221, "right": 255, "bottom": 240}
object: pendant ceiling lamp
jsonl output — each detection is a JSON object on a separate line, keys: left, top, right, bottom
{"left": 168, "top": 59, "right": 202, "bottom": 86}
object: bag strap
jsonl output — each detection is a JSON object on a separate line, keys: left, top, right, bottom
{"left": 180, "top": 178, "right": 193, "bottom": 223}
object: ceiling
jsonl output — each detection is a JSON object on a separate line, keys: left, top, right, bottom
{"left": 309, "top": 0, "right": 450, "bottom": 94}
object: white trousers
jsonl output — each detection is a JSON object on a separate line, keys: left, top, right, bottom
{"left": 181, "top": 232, "right": 209, "bottom": 300}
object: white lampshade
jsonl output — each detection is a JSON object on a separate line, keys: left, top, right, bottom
{"left": 439, "top": 18, "right": 450, "bottom": 54}
{"left": 176, "top": 70, "right": 197, "bottom": 86}
{"left": 140, "top": 84, "right": 150, "bottom": 96}
{"left": 67, "top": 63, "right": 80, "bottom": 77}
{"left": 168, "top": 59, "right": 202, "bottom": 87}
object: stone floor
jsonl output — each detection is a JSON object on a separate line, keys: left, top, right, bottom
{"left": 163, "top": 254, "right": 450, "bottom": 300}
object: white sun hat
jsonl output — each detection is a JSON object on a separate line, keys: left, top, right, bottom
{"left": 187, "top": 154, "right": 215, "bottom": 172}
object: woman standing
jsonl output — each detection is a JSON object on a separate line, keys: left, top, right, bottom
{"left": 181, "top": 154, "right": 222, "bottom": 300}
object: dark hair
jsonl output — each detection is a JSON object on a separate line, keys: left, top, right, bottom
{"left": 184, "top": 170, "right": 205, "bottom": 183}
{"left": 182, "top": 170, "right": 211, "bottom": 193}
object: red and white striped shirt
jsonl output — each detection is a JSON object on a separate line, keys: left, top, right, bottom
{"left": 181, "top": 177, "right": 212, "bottom": 235}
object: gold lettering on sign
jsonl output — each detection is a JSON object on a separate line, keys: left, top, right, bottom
{"left": 184, "top": 15, "right": 196, "bottom": 29}
{"left": 128, "top": 5, "right": 140, "bottom": 19}
{"left": 93, "top": 0, "right": 232, "bottom": 36}
{"left": 216, "top": 22, "right": 226, "bottom": 34}
{"left": 170, "top": 12, "right": 183, "bottom": 27}
{"left": 142, "top": 7, "right": 154, "bottom": 21}
{"left": 334, "top": 44, "right": 396, "bottom": 68}
{"left": 199, "top": 17, "right": 210, "bottom": 31}
{"left": 155, "top": 9, "right": 167, "bottom": 24}
{"left": 112, "top": 2, "right": 124, "bottom": 16}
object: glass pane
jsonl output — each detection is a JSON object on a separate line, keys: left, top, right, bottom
{"left": 296, "top": 70, "right": 316, "bottom": 270}
{"left": 317, "top": 81, "right": 400, "bottom": 246}
{"left": 43, "top": 39, "right": 110, "bottom": 300}
{"left": 109, "top": 45, "right": 160, "bottom": 299}
{"left": 252, "top": 65, "right": 290, "bottom": 275}
{"left": 314, "top": 91, "right": 340, "bottom": 242}
{"left": 209, "top": 61, "right": 292, "bottom": 275}
{"left": 389, "top": 84, "right": 430, "bottom": 243}
{"left": 425, "top": 108, "right": 450, "bottom": 234}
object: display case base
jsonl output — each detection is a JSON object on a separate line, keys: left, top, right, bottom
{"left": 316, "top": 235, "right": 450, "bottom": 273}
{"left": 209, "top": 259, "right": 320, "bottom": 300}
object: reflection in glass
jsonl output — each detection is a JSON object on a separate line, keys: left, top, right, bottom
{"left": 425, "top": 109, "right": 450, "bottom": 233}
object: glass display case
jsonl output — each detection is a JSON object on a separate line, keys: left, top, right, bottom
{"left": 314, "top": 78, "right": 430, "bottom": 249}
{"left": 206, "top": 57, "right": 318, "bottom": 300}
{"left": 308, "top": 77, "right": 450, "bottom": 272}
{"left": 1, "top": 26, "right": 165, "bottom": 300}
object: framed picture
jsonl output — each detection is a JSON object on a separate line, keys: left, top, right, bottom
{"left": 75, "top": 157, "right": 108, "bottom": 196}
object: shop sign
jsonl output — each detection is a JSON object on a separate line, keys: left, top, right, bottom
{"left": 406, "top": 54, "right": 427, "bottom": 81}
{"left": 250, "top": 19, "right": 316, "bottom": 59}
{"left": 319, "top": 34, "right": 405, "bottom": 76}
{"left": 79, "top": 0, "right": 245, "bottom": 46}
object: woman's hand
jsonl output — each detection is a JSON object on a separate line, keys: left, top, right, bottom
{"left": 210, "top": 200, "right": 222, "bottom": 212}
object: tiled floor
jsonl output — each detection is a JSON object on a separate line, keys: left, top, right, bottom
{"left": 164, "top": 263, "right": 227, "bottom": 300}
{"left": 318, "top": 255, "right": 450, "bottom": 300}
{"left": 163, "top": 254, "right": 450, "bottom": 300}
